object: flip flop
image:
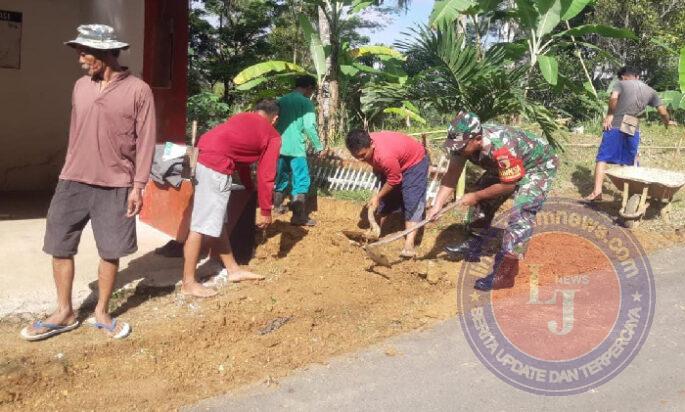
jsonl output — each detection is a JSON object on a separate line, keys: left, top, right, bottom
{"left": 20, "top": 320, "right": 80, "bottom": 342}
{"left": 202, "top": 268, "right": 229, "bottom": 287}
{"left": 86, "top": 317, "right": 131, "bottom": 340}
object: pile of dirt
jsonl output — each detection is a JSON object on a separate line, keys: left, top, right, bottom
{"left": 0, "top": 196, "right": 680, "bottom": 411}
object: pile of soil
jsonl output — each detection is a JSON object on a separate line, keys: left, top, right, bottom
{"left": 0, "top": 197, "right": 681, "bottom": 411}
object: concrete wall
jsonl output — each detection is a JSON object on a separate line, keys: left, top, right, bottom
{"left": 79, "top": 0, "right": 145, "bottom": 78}
{"left": 0, "top": 0, "right": 145, "bottom": 191}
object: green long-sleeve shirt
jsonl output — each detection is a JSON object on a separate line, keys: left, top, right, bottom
{"left": 276, "top": 91, "right": 323, "bottom": 157}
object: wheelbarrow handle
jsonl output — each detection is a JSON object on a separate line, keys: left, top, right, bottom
{"left": 366, "top": 200, "right": 460, "bottom": 249}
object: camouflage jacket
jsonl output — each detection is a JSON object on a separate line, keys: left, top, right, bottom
{"left": 461, "top": 124, "right": 558, "bottom": 185}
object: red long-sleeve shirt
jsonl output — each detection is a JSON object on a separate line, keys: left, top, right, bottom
{"left": 369, "top": 131, "right": 425, "bottom": 185}
{"left": 198, "top": 112, "right": 282, "bottom": 216}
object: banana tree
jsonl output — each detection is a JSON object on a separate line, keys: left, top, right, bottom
{"left": 306, "top": 0, "right": 412, "bottom": 141}
{"left": 233, "top": 61, "right": 310, "bottom": 91}
{"left": 429, "top": 0, "right": 635, "bottom": 94}
{"left": 233, "top": 42, "right": 408, "bottom": 130}
{"left": 233, "top": 44, "right": 405, "bottom": 88}
{"left": 383, "top": 101, "right": 427, "bottom": 127}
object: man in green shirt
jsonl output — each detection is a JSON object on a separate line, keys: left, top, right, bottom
{"left": 274, "top": 75, "right": 324, "bottom": 226}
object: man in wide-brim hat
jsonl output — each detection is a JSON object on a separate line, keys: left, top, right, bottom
{"left": 21, "top": 25, "right": 156, "bottom": 341}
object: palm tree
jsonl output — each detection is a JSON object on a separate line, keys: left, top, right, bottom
{"left": 392, "top": 23, "right": 560, "bottom": 147}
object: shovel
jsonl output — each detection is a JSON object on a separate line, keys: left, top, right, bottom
{"left": 364, "top": 200, "right": 460, "bottom": 267}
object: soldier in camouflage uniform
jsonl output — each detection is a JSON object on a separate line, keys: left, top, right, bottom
{"left": 427, "top": 111, "right": 558, "bottom": 291}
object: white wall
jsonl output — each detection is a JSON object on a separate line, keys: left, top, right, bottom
{"left": 0, "top": 0, "right": 145, "bottom": 191}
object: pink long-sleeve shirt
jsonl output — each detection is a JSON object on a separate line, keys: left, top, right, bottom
{"left": 59, "top": 71, "right": 157, "bottom": 189}
{"left": 369, "top": 131, "right": 425, "bottom": 185}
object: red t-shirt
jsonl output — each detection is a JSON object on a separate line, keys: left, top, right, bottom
{"left": 198, "top": 112, "right": 281, "bottom": 215}
{"left": 369, "top": 131, "right": 425, "bottom": 185}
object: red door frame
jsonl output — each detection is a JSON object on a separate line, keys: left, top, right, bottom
{"left": 143, "top": 0, "right": 188, "bottom": 143}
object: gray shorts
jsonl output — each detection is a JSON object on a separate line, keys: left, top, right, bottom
{"left": 43, "top": 180, "right": 137, "bottom": 260}
{"left": 190, "top": 163, "right": 233, "bottom": 237}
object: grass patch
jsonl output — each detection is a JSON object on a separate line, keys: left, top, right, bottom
{"left": 322, "top": 189, "right": 373, "bottom": 203}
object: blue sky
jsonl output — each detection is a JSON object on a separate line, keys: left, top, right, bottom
{"left": 360, "top": 0, "right": 434, "bottom": 46}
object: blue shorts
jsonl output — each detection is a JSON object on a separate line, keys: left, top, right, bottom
{"left": 596, "top": 128, "right": 640, "bottom": 165}
{"left": 378, "top": 155, "right": 429, "bottom": 222}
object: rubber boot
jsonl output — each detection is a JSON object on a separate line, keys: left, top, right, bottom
{"left": 444, "top": 235, "right": 483, "bottom": 262}
{"left": 273, "top": 191, "right": 288, "bottom": 215}
{"left": 474, "top": 253, "right": 519, "bottom": 291}
{"left": 290, "top": 194, "right": 316, "bottom": 226}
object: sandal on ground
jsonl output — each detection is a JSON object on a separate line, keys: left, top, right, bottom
{"left": 86, "top": 317, "right": 131, "bottom": 340}
{"left": 20, "top": 320, "right": 80, "bottom": 342}
{"left": 202, "top": 268, "right": 229, "bottom": 287}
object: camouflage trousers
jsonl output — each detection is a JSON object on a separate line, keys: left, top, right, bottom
{"left": 466, "top": 167, "right": 556, "bottom": 259}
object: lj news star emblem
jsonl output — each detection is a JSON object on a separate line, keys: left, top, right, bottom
{"left": 458, "top": 198, "right": 655, "bottom": 395}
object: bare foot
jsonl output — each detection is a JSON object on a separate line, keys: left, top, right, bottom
{"left": 582, "top": 192, "right": 603, "bottom": 202}
{"left": 228, "top": 270, "right": 265, "bottom": 282}
{"left": 400, "top": 249, "right": 417, "bottom": 258}
{"left": 24, "top": 309, "right": 76, "bottom": 336}
{"left": 181, "top": 281, "right": 218, "bottom": 297}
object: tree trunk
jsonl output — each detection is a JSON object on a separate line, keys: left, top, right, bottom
{"left": 223, "top": 78, "right": 230, "bottom": 104}
{"left": 327, "top": 1, "right": 341, "bottom": 144}
{"left": 317, "top": 5, "right": 331, "bottom": 141}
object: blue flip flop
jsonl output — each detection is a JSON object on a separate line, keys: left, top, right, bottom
{"left": 20, "top": 320, "right": 80, "bottom": 341}
{"left": 86, "top": 317, "right": 131, "bottom": 339}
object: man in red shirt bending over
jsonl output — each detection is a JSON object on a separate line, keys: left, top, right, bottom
{"left": 345, "top": 130, "right": 429, "bottom": 258}
{"left": 183, "top": 100, "right": 281, "bottom": 297}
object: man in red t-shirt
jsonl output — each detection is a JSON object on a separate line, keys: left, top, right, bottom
{"left": 345, "top": 130, "right": 429, "bottom": 257}
{"left": 182, "top": 100, "right": 281, "bottom": 297}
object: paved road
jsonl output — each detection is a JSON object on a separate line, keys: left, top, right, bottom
{"left": 188, "top": 246, "right": 685, "bottom": 411}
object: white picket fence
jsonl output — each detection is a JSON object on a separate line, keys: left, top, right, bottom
{"left": 307, "top": 150, "right": 449, "bottom": 205}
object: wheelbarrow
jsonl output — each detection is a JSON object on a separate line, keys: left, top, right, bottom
{"left": 605, "top": 166, "right": 685, "bottom": 228}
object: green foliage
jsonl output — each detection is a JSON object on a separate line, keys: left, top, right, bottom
{"left": 430, "top": 0, "right": 475, "bottom": 27}
{"left": 558, "top": 24, "right": 637, "bottom": 39}
{"left": 680, "top": 47, "right": 685, "bottom": 93}
{"left": 588, "top": 0, "right": 685, "bottom": 90}
{"left": 298, "top": 14, "right": 327, "bottom": 81}
{"left": 234, "top": 61, "right": 308, "bottom": 88}
{"left": 326, "top": 189, "right": 373, "bottom": 203}
{"left": 383, "top": 101, "right": 427, "bottom": 125}
{"left": 395, "top": 23, "right": 562, "bottom": 147}
{"left": 349, "top": 45, "right": 405, "bottom": 60}
{"left": 188, "top": 0, "right": 285, "bottom": 123}
{"left": 187, "top": 91, "right": 230, "bottom": 133}
{"left": 537, "top": 55, "right": 559, "bottom": 85}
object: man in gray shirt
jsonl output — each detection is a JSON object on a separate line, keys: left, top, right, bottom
{"left": 584, "top": 67, "right": 673, "bottom": 201}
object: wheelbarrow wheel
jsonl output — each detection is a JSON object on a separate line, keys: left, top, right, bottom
{"left": 623, "top": 194, "right": 642, "bottom": 228}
